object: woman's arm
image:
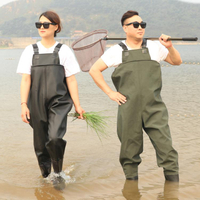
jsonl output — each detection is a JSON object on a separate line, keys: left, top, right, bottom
{"left": 20, "top": 74, "right": 31, "bottom": 123}
{"left": 66, "top": 75, "right": 85, "bottom": 119}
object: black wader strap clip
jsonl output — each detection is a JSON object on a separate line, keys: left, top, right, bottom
{"left": 32, "top": 44, "right": 39, "bottom": 54}
{"left": 54, "top": 43, "right": 63, "bottom": 53}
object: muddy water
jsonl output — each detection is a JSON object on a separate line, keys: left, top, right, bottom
{"left": 0, "top": 45, "right": 200, "bottom": 200}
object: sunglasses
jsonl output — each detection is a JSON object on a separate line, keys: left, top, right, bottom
{"left": 125, "top": 21, "right": 147, "bottom": 29}
{"left": 35, "top": 22, "right": 57, "bottom": 29}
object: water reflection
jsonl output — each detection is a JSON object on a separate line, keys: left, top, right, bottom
{"left": 34, "top": 184, "right": 65, "bottom": 200}
{"left": 157, "top": 181, "right": 179, "bottom": 200}
{"left": 122, "top": 180, "right": 179, "bottom": 200}
{"left": 122, "top": 180, "right": 142, "bottom": 200}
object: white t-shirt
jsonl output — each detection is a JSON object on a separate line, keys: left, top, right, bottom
{"left": 101, "top": 40, "right": 169, "bottom": 68}
{"left": 17, "top": 41, "right": 80, "bottom": 77}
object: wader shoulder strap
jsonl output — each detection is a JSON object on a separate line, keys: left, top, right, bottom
{"left": 32, "top": 44, "right": 39, "bottom": 54}
{"left": 118, "top": 42, "right": 128, "bottom": 51}
{"left": 118, "top": 38, "right": 147, "bottom": 50}
{"left": 54, "top": 43, "right": 63, "bottom": 53}
{"left": 141, "top": 39, "right": 147, "bottom": 48}
{"left": 32, "top": 43, "right": 63, "bottom": 54}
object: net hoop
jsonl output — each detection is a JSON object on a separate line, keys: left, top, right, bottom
{"left": 71, "top": 29, "right": 108, "bottom": 72}
{"left": 72, "top": 29, "right": 108, "bottom": 50}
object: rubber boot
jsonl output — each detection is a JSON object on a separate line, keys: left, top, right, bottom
{"left": 39, "top": 161, "right": 51, "bottom": 178}
{"left": 52, "top": 159, "right": 63, "bottom": 174}
{"left": 126, "top": 176, "right": 138, "bottom": 181}
{"left": 46, "top": 139, "right": 66, "bottom": 162}
{"left": 51, "top": 159, "right": 65, "bottom": 190}
{"left": 46, "top": 139, "right": 66, "bottom": 190}
{"left": 165, "top": 174, "right": 179, "bottom": 182}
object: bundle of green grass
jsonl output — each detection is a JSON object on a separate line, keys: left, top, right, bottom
{"left": 68, "top": 112, "right": 109, "bottom": 141}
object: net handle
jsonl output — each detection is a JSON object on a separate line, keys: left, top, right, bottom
{"left": 102, "top": 37, "right": 198, "bottom": 41}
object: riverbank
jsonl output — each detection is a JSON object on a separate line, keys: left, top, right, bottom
{"left": 0, "top": 37, "right": 199, "bottom": 49}
{"left": 0, "top": 37, "right": 77, "bottom": 49}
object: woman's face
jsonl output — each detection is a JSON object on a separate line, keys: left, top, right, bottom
{"left": 38, "top": 15, "right": 58, "bottom": 38}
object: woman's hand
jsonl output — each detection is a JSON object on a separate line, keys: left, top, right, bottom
{"left": 75, "top": 105, "right": 85, "bottom": 119}
{"left": 21, "top": 104, "right": 30, "bottom": 124}
{"left": 108, "top": 91, "right": 127, "bottom": 105}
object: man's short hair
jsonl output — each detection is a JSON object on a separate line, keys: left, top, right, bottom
{"left": 121, "top": 10, "right": 139, "bottom": 26}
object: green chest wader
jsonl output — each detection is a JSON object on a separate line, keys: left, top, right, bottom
{"left": 29, "top": 43, "right": 73, "bottom": 177}
{"left": 111, "top": 41, "right": 179, "bottom": 180}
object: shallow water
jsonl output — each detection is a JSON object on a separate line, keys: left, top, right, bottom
{"left": 0, "top": 44, "right": 200, "bottom": 199}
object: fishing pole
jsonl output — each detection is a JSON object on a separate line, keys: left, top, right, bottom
{"left": 102, "top": 37, "right": 198, "bottom": 41}
{"left": 71, "top": 28, "right": 199, "bottom": 72}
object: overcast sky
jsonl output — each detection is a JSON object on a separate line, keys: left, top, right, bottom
{"left": 0, "top": 0, "right": 16, "bottom": 7}
{"left": 0, "top": 0, "right": 200, "bottom": 7}
{"left": 179, "top": 0, "right": 200, "bottom": 2}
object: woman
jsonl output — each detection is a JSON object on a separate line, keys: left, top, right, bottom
{"left": 17, "top": 11, "right": 84, "bottom": 184}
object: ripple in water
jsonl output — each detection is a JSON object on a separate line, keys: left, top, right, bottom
{"left": 44, "top": 165, "right": 76, "bottom": 185}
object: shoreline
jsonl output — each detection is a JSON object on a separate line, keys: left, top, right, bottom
{"left": 0, "top": 37, "right": 77, "bottom": 49}
{"left": 0, "top": 36, "right": 199, "bottom": 49}
{"left": 1, "top": 42, "right": 200, "bottom": 49}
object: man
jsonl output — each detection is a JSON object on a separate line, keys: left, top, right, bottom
{"left": 89, "top": 10, "right": 181, "bottom": 182}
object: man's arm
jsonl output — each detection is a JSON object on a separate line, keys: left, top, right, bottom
{"left": 89, "top": 58, "right": 126, "bottom": 105}
{"left": 159, "top": 34, "right": 182, "bottom": 65}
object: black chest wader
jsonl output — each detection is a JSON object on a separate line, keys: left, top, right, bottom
{"left": 29, "top": 43, "right": 73, "bottom": 177}
{"left": 111, "top": 40, "right": 179, "bottom": 181}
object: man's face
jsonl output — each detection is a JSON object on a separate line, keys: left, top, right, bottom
{"left": 123, "top": 15, "right": 145, "bottom": 40}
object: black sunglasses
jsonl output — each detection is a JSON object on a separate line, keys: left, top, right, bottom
{"left": 35, "top": 22, "right": 57, "bottom": 29}
{"left": 125, "top": 21, "right": 147, "bottom": 29}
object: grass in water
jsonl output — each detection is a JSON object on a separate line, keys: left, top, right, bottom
{"left": 68, "top": 112, "right": 109, "bottom": 141}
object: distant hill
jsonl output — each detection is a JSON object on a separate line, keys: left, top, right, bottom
{"left": 0, "top": 0, "right": 199, "bottom": 39}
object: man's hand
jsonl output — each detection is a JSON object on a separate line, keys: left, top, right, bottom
{"left": 159, "top": 34, "right": 172, "bottom": 49}
{"left": 108, "top": 91, "right": 127, "bottom": 105}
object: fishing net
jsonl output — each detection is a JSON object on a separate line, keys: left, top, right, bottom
{"left": 71, "top": 29, "right": 108, "bottom": 72}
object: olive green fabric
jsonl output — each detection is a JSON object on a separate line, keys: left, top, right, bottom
{"left": 111, "top": 47, "right": 179, "bottom": 179}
